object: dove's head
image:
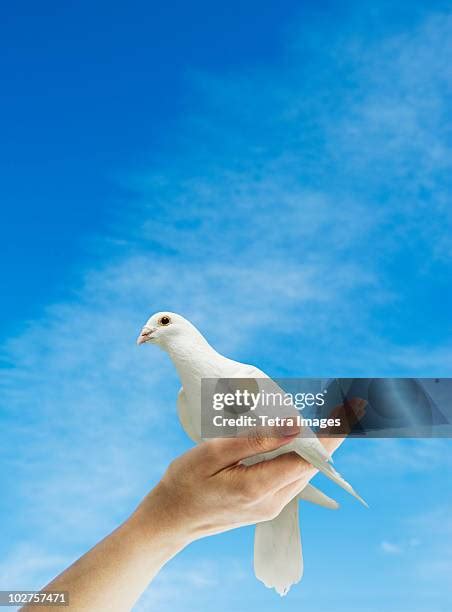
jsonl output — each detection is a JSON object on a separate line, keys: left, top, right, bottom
{"left": 136, "top": 311, "right": 203, "bottom": 350}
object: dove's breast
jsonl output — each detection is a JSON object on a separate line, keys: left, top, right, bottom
{"left": 172, "top": 351, "right": 228, "bottom": 418}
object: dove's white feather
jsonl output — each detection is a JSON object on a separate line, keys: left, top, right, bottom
{"left": 177, "top": 389, "right": 201, "bottom": 443}
{"left": 140, "top": 312, "right": 366, "bottom": 595}
{"left": 297, "top": 484, "right": 339, "bottom": 509}
{"left": 254, "top": 498, "right": 302, "bottom": 596}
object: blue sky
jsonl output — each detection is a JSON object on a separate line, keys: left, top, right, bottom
{"left": 1, "top": 1, "right": 452, "bottom": 611}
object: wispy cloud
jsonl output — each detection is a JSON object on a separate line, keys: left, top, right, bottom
{"left": 134, "top": 557, "right": 246, "bottom": 612}
{"left": 1, "top": 5, "right": 452, "bottom": 611}
{"left": 380, "top": 540, "right": 403, "bottom": 555}
{"left": 0, "top": 543, "right": 70, "bottom": 611}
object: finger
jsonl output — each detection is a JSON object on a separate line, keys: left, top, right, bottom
{"left": 240, "top": 452, "right": 312, "bottom": 496}
{"left": 201, "top": 420, "right": 301, "bottom": 470}
{"left": 240, "top": 421, "right": 347, "bottom": 498}
{"left": 271, "top": 475, "right": 312, "bottom": 511}
{"left": 250, "top": 400, "right": 364, "bottom": 497}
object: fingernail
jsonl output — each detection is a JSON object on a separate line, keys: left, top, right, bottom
{"left": 358, "top": 399, "right": 367, "bottom": 410}
{"left": 280, "top": 420, "right": 300, "bottom": 437}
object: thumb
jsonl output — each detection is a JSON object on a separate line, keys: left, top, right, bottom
{"left": 203, "top": 420, "right": 300, "bottom": 468}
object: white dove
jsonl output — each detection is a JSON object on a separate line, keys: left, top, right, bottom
{"left": 137, "top": 311, "right": 366, "bottom": 595}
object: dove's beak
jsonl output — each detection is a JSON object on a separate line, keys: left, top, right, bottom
{"left": 136, "top": 326, "right": 156, "bottom": 345}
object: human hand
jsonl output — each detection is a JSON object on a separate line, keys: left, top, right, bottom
{"left": 130, "top": 397, "right": 366, "bottom": 546}
{"left": 29, "top": 398, "right": 365, "bottom": 612}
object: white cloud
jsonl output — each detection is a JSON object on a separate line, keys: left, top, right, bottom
{"left": 133, "top": 557, "right": 247, "bottom": 612}
{"left": 0, "top": 543, "right": 69, "bottom": 592}
{"left": 1, "top": 8, "right": 452, "bottom": 609}
{"left": 380, "top": 540, "right": 403, "bottom": 555}
{"left": 342, "top": 438, "right": 452, "bottom": 474}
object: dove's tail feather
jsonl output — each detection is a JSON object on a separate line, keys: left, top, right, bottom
{"left": 316, "top": 460, "right": 368, "bottom": 507}
{"left": 297, "top": 483, "right": 339, "bottom": 509}
{"left": 290, "top": 438, "right": 368, "bottom": 507}
{"left": 254, "top": 497, "right": 302, "bottom": 596}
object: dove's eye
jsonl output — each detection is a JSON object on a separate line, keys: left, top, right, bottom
{"left": 158, "top": 315, "right": 171, "bottom": 326}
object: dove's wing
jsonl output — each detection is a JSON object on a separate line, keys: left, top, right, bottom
{"left": 286, "top": 436, "right": 368, "bottom": 506}
{"left": 219, "top": 363, "right": 367, "bottom": 506}
{"left": 177, "top": 388, "right": 202, "bottom": 443}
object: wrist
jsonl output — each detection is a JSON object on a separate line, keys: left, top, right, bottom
{"left": 126, "top": 482, "right": 195, "bottom": 556}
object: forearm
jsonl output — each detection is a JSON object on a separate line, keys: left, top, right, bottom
{"left": 21, "top": 404, "right": 362, "bottom": 612}
{"left": 23, "top": 485, "right": 190, "bottom": 612}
